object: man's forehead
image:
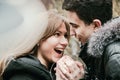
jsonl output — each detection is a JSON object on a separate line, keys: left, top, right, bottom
{"left": 67, "top": 17, "right": 80, "bottom": 27}
{"left": 65, "top": 11, "right": 80, "bottom": 25}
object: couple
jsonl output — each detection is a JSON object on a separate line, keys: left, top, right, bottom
{"left": 0, "top": 0, "right": 82, "bottom": 80}
{"left": 0, "top": 0, "right": 120, "bottom": 80}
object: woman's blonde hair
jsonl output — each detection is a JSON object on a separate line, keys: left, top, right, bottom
{"left": 0, "top": 9, "right": 70, "bottom": 76}
{"left": 40, "top": 10, "right": 70, "bottom": 42}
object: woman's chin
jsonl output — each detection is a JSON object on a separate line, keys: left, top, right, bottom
{"left": 53, "top": 57, "right": 63, "bottom": 63}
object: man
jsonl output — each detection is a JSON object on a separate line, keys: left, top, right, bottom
{"left": 58, "top": 0, "right": 120, "bottom": 80}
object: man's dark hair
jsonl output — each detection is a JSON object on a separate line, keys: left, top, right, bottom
{"left": 62, "top": 0, "right": 112, "bottom": 25}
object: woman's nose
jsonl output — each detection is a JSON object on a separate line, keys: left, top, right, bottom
{"left": 60, "top": 37, "right": 68, "bottom": 47}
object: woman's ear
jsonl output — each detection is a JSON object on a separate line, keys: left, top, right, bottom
{"left": 93, "top": 19, "right": 102, "bottom": 31}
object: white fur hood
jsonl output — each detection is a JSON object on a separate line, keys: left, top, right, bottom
{"left": 88, "top": 17, "right": 120, "bottom": 57}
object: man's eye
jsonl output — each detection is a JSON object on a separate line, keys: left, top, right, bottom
{"left": 73, "top": 25, "right": 79, "bottom": 28}
{"left": 70, "top": 23, "right": 79, "bottom": 28}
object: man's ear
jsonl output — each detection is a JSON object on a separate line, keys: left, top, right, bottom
{"left": 93, "top": 19, "right": 101, "bottom": 30}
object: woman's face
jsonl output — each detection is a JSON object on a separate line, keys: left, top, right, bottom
{"left": 38, "top": 22, "right": 69, "bottom": 67}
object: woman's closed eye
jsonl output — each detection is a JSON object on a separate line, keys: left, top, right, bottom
{"left": 54, "top": 31, "right": 69, "bottom": 40}
{"left": 54, "top": 32, "right": 61, "bottom": 37}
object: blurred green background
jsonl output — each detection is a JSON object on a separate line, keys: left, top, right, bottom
{"left": 42, "top": 0, "right": 120, "bottom": 17}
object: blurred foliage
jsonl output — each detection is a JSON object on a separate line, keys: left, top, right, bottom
{"left": 42, "top": 0, "right": 120, "bottom": 17}
{"left": 113, "top": 0, "right": 120, "bottom": 17}
{"left": 41, "top": 0, "right": 63, "bottom": 13}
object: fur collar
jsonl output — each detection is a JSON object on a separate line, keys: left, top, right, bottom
{"left": 88, "top": 17, "right": 120, "bottom": 57}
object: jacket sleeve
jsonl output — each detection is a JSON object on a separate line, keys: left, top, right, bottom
{"left": 104, "top": 41, "right": 120, "bottom": 80}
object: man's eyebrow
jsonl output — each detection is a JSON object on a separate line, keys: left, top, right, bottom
{"left": 69, "top": 22, "right": 79, "bottom": 27}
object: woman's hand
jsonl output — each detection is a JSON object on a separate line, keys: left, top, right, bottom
{"left": 55, "top": 55, "right": 85, "bottom": 80}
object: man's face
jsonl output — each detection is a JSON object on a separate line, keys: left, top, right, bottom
{"left": 66, "top": 11, "right": 95, "bottom": 45}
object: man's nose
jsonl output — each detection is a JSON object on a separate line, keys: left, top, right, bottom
{"left": 70, "top": 26, "right": 76, "bottom": 36}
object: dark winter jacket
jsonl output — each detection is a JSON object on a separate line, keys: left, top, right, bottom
{"left": 2, "top": 54, "right": 56, "bottom": 80}
{"left": 80, "top": 17, "right": 120, "bottom": 80}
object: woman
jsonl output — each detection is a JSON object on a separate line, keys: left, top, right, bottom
{"left": 0, "top": 10, "right": 70, "bottom": 80}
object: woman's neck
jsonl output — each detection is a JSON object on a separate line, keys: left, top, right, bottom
{"left": 37, "top": 51, "right": 54, "bottom": 70}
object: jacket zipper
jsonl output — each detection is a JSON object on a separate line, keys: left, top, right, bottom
{"left": 49, "top": 63, "right": 55, "bottom": 80}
